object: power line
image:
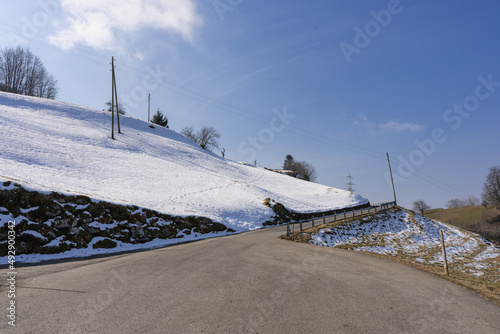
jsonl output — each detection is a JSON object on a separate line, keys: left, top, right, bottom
{"left": 0, "top": 22, "right": 470, "bottom": 199}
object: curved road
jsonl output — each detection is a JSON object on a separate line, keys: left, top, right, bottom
{"left": 2, "top": 224, "right": 499, "bottom": 333}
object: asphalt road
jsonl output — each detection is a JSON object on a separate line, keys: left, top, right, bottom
{"left": 2, "top": 224, "right": 499, "bottom": 333}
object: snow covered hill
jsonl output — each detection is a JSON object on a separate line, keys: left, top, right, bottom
{"left": 0, "top": 91, "right": 367, "bottom": 233}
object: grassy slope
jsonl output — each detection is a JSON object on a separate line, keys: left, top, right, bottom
{"left": 425, "top": 206, "right": 500, "bottom": 244}
{"left": 425, "top": 206, "right": 486, "bottom": 228}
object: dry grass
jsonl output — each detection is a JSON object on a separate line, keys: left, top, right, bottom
{"left": 426, "top": 205, "right": 500, "bottom": 245}
{"left": 425, "top": 206, "right": 485, "bottom": 228}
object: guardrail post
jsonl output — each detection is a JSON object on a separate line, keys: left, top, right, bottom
{"left": 334, "top": 213, "right": 337, "bottom": 222}
{"left": 323, "top": 214, "right": 326, "bottom": 225}
{"left": 312, "top": 217, "right": 315, "bottom": 227}
{"left": 344, "top": 210, "right": 346, "bottom": 220}
{"left": 287, "top": 221, "right": 290, "bottom": 237}
{"left": 300, "top": 221, "right": 303, "bottom": 231}
{"left": 361, "top": 208, "right": 363, "bottom": 215}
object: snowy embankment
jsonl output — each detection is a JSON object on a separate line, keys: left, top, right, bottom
{"left": 311, "top": 208, "right": 500, "bottom": 279}
{"left": 0, "top": 92, "right": 368, "bottom": 263}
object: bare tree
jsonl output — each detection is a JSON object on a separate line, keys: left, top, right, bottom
{"left": 280, "top": 154, "right": 317, "bottom": 181}
{"left": 0, "top": 46, "right": 58, "bottom": 99}
{"left": 465, "top": 195, "right": 480, "bottom": 207}
{"left": 294, "top": 161, "right": 317, "bottom": 182}
{"left": 181, "top": 126, "right": 196, "bottom": 142}
{"left": 180, "top": 126, "right": 221, "bottom": 151}
{"left": 446, "top": 198, "right": 466, "bottom": 209}
{"left": 413, "top": 199, "right": 430, "bottom": 216}
{"left": 482, "top": 166, "right": 500, "bottom": 209}
{"left": 198, "top": 126, "right": 221, "bottom": 151}
{"left": 105, "top": 101, "right": 126, "bottom": 115}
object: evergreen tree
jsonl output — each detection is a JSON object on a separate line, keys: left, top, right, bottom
{"left": 151, "top": 108, "right": 169, "bottom": 128}
{"left": 283, "top": 154, "right": 294, "bottom": 170}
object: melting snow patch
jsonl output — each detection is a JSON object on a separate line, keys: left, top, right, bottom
{"left": 21, "top": 230, "right": 47, "bottom": 240}
{"left": 88, "top": 221, "right": 118, "bottom": 230}
{"left": 311, "top": 209, "right": 500, "bottom": 278}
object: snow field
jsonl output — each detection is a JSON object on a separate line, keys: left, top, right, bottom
{"left": 0, "top": 91, "right": 367, "bottom": 231}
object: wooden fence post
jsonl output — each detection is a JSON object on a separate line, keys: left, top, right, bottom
{"left": 300, "top": 221, "right": 303, "bottom": 231}
{"left": 287, "top": 221, "right": 290, "bottom": 237}
{"left": 312, "top": 217, "right": 315, "bottom": 227}
{"left": 323, "top": 214, "right": 326, "bottom": 225}
{"left": 440, "top": 230, "right": 449, "bottom": 276}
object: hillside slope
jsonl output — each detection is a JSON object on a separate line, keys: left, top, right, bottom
{"left": 426, "top": 206, "right": 500, "bottom": 244}
{"left": 0, "top": 92, "right": 367, "bottom": 232}
{"left": 310, "top": 208, "right": 500, "bottom": 304}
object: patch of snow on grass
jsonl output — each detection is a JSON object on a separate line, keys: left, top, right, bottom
{"left": 311, "top": 208, "right": 500, "bottom": 278}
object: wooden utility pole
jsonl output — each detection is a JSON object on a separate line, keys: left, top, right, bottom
{"left": 110, "top": 56, "right": 122, "bottom": 137}
{"left": 386, "top": 153, "right": 397, "bottom": 205}
{"left": 112, "top": 57, "right": 121, "bottom": 134}
{"left": 111, "top": 57, "right": 115, "bottom": 139}
{"left": 148, "top": 94, "right": 151, "bottom": 122}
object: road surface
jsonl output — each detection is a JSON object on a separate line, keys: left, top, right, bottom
{"left": 2, "top": 223, "right": 499, "bottom": 333}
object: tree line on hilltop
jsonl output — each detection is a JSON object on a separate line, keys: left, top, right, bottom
{"left": 0, "top": 45, "right": 58, "bottom": 99}
{"left": 413, "top": 165, "right": 500, "bottom": 215}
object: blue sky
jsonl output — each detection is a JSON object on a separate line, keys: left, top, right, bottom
{"left": 1, "top": 0, "right": 499, "bottom": 209}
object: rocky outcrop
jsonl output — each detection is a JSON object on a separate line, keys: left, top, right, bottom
{"left": 262, "top": 198, "right": 371, "bottom": 226}
{"left": 0, "top": 181, "right": 235, "bottom": 256}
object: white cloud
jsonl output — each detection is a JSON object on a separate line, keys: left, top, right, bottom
{"left": 379, "top": 121, "right": 425, "bottom": 132}
{"left": 48, "top": 0, "right": 203, "bottom": 51}
{"left": 134, "top": 49, "right": 145, "bottom": 61}
{"left": 353, "top": 115, "right": 424, "bottom": 134}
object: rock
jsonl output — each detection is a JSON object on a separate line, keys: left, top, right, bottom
{"left": 69, "top": 227, "right": 80, "bottom": 235}
{"left": 54, "top": 217, "right": 72, "bottom": 228}
{"left": 74, "top": 195, "right": 91, "bottom": 206}
{"left": 92, "top": 238, "right": 117, "bottom": 249}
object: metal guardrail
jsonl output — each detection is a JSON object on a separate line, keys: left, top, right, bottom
{"left": 286, "top": 201, "right": 397, "bottom": 236}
